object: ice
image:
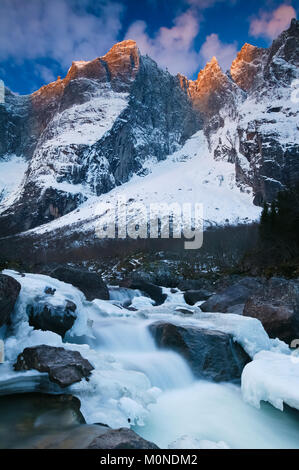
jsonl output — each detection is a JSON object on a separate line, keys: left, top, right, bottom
{"left": 0, "top": 270, "right": 160, "bottom": 427}
{"left": 168, "top": 435, "right": 230, "bottom": 449}
{"left": 242, "top": 350, "right": 299, "bottom": 411}
{"left": 2, "top": 269, "right": 299, "bottom": 447}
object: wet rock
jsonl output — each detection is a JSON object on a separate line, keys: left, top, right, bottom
{"left": 50, "top": 266, "right": 109, "bottom": 301}
{"left": 177, "top": 278, "right": 217, "bottom": 292}
{"left": 149, "top": 322, "right": 250, "bottom": 382}
{"left": 243, "top": 277, "right": 299, "bottom": 344}
{"left": 200, "top": 277, "right": 263, "bottom": 313}
{"left": 228, "top": 304, "right": 245, "bottom": 315}
{"left": 0, "top": 273, "right": 21, "bottom": 327}
{"left": 44, "top": 287, "right": 56, "bottom": 295}
{"left": 87, "top": 427, "right": 159, "bottom": 449}
{"left": 14, "top": 345, "right": 94, "bottom": 388}
{"left": 184, "top": 289, "right": 213, "bottom": 305}
{"left": 28, "top": 300, "right": 77, "bottom": 338}
{"left": 122, "top": 279, "right": 167, "bottom": 306}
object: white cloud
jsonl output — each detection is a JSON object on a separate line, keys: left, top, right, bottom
{"left": 249, "top": 4, "right": 296, "bottom": 40}
{"left": 199, "top": 33, "right": 237, "bottom": 71}
{"left": 35, "top": 65, "right": 57, "bottom": 85}
{"left": 125, "top": 10, "right": 200, "bottom": 76}
{"left": 0, "top": 0, "right": 124, "bottom": 67}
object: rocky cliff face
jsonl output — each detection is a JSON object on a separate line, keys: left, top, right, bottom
{"left": 0, "top": 20, "right": 298, "bottom": 237}
{"left": 0, "top": 40, "right": 199, "bottom": 236}
{"left": 185, "top": 18, "right": 299, "bottom": 205}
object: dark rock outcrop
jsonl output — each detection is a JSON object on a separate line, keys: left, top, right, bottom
{"left": 243, "top": 277, "right": 299, "bottom": 344}
{"left": 0, "top": 273, "right": 21, "bottom": 327}
{"left": 87, "top": 427, "right": 159, "bottom": 449}
{"left": 200, "top": 277, "right": 263, "bottom": 313}
{"left": 27, "top": 300, "right": 77, "bottom": 337}
{"left": 122, "top": 279, "right": 166, "bottom": 306}
{"left": 50, "top": 266, "right": 109, "bottom": 301}
{"left": 184, "top": 289, "right": 212, "bottom": 305}
{"left": 149, "top": 321, "right": 250, "bottom": 382}
{"left": 14, "top": 345, "right": 94, "bottom": 388}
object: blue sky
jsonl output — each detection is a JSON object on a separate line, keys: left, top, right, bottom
{"left": 0, "top": 0, "right": 297, "bottom": 94}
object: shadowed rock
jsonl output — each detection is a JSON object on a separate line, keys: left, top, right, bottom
{"left": 184, "top": 289, "right": 213, "bottom": 305}
{"left": 243, "top": 277, "right": 299, "bottom": 344}
{"left": 87, "top": 427, "right": 159, "bottom": 449}
{"left": 14, "top": 345, "right": 94, "bottom": 388}
{"left": 200, "top": 277, "right": 263, "bottom": 313}
{"left": 149, "top": 321, "right": 250, "bottom": 382}
{"left": 50, "top": 266, "right": 109, "bottom": 301}
{"left": 0, "top": 274, "right": 21, "bottom": 327}
{"left": 28, "top": 300, "right": 77, "bottom": 338}
{"left": 122, "top": 279, "right": 167, "bottom": 306}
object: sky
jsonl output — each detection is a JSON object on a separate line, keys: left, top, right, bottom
{"left": 0, "top": 0, "right": 297, "bottom": 94}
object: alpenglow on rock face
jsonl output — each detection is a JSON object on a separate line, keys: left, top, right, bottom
{"left": 0, "top": 20, "right": 298, "bottom": 237}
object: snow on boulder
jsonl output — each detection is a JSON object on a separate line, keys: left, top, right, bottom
{"left": 242, "top": 350, "right": 299, "bottom": 412}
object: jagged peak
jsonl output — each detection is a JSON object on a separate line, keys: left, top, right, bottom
{"left": 195, "top": 56, "right": 224, "bottom": 83}
{"left": 209, "top": 56, "right": 219, "bottom": 66}
{"left": 105, "top": 39, "right": 138, "bottom": 53}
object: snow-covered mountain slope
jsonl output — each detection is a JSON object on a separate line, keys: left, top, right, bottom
{"left": 0, "top": 20, "right": 298, "bottom": 239}
{"left": 23, "top": 131, "right": 261, "bottom": 241}
{"left": 0, "top": 155, "right": 27, "bottom": 207}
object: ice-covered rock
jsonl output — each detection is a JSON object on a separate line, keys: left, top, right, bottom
{"left": 242, "top": 350, "right": 299, "bottom": 412}
{"left": 149, "top": 321, "right": 250, "bottom": 382}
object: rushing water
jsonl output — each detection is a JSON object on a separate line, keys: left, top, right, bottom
{"left": 80, "top": 290, "right": 299, "bottom": 449}
{"left": 2, "top": 280, "right": 299, "bottom": 449}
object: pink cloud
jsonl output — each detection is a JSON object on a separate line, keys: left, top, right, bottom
{"left": 125, "top": 10, "right": 201, "bottom": 76}
{"left": 249, "top": 4, "right": 296, "bottom": 40}
{"left": 199, "top": 33, "right": 238, "bottom": 71}
{"left": 187, "top": 0, "right": 237, "bottom": 8}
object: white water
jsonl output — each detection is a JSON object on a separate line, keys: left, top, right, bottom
{"left": 85, "top": 312, "right": 299, "bottom": 449}
{"left": 2, "top": 272, "right": 299, "bottom": 449}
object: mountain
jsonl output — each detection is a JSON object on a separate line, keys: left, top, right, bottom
{"left": 0, "top": 19, "right": 298, "bottom": 245}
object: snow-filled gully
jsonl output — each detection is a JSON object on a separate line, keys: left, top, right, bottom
{"left": 1, "top": 270, "right": 299, "bottom": 449}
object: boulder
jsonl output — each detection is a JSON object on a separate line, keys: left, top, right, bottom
{"left": 44, "top": 286, "right": 56, "bottom": 295}
{"left": 121, "top": 279, "right": 167, "bottom": 306}
{"left": 200, "top": 277, "right": 263, "bottom": 313}
{"left": 177, "top": 278, "right": 217, "bottom": 292}
{"left": 0, "top": 273, "right": 21, "bottom": 327}
{"left": 149, "top": 321, "right": 250, "bottom": 382}
{"left": 87, "top": 428, "right": 159, "bottom": 449}
{"left": 14, "top": 345, "right": 94, "bottom": 388}
{"left": 184, "top": 289, "right": 213, "bottom": 305}
{"left": 27, "top": 300, "right": 77, "bottom": 337}
{"left": 50, "top": 266, "right": 109, "bottom": 301}
{"left": 243, "top": 277, "right": 299, "bottom": 344}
